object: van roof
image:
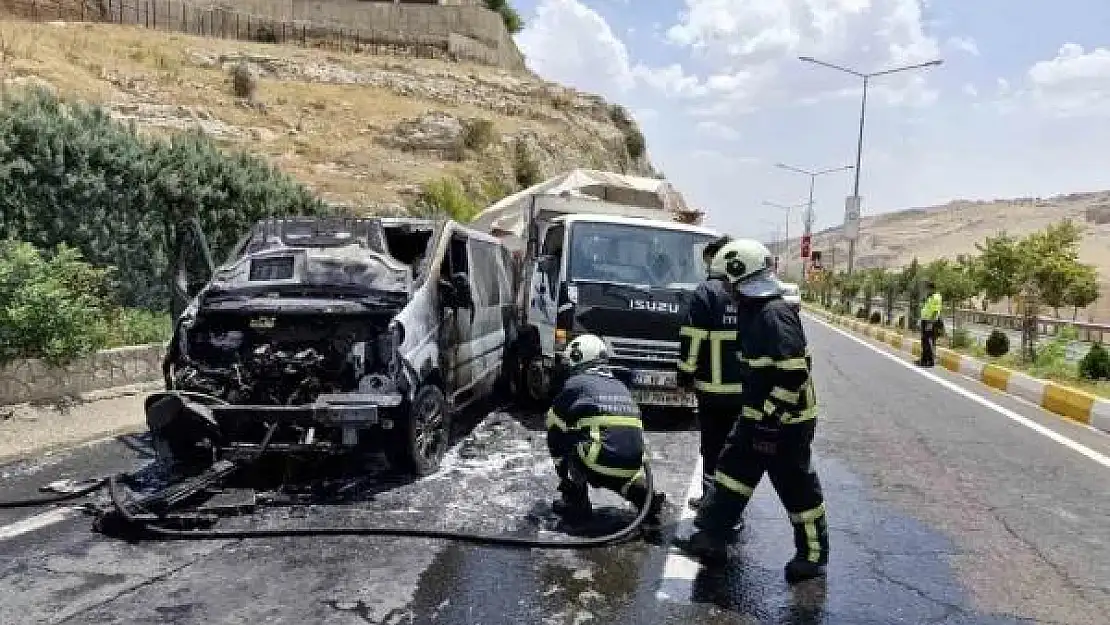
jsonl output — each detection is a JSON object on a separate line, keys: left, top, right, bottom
{"left": 553, "top": 213, "right": 721, "bottom": 236}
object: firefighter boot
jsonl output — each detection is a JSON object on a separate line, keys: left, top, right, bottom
{"left": 625, "top": 483, "right": 667, "bottom": 532}
{"left": 672, "top": 527, "right": 730, "bottom": 565}
{"left": 785, "top": 508, "right": 829, "bottom": 584}
{"left": 552, "top": 481, "right": 592, "bottom": 524}
{"left": 784, "top": 559, "right": 826, "bottom": 584}
{"left": 688, "top": 482, "right": 744, "bottom": 533}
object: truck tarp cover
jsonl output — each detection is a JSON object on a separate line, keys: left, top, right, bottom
{"left": 471, "top": 169, "right": 690, "bottom": 247}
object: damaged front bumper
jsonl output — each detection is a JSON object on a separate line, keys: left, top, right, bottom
{"left": 146, "top": 390, "right": 406, "bottom": 464}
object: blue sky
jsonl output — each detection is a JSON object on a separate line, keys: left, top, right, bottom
{"left": 511, "top": 0, "right": 1110, "bottom": 247}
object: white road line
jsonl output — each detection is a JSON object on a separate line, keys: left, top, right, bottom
{"left": 655, "top": 457, "right": 703, "bottom": 603}
{"left": 805, "top": 313, "right": 1110, "bottom": 471}
{"left": 0, "top": 507, "right": 79, "bottom": 541}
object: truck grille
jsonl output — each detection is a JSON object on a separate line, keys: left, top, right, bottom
{"left": 603, "top": 336, "right": 681, "bottom": 365}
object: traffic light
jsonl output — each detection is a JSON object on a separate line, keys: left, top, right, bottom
{"left": 810, "top": 250, "right": 822, "bottom": 270}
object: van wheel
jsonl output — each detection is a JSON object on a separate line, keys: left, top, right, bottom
{"left": 387, "top": 384, "right": 451, "bottom": 476}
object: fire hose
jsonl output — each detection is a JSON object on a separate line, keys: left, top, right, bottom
{"left": 0, "top": 426, "right": 659, "bottom": 550}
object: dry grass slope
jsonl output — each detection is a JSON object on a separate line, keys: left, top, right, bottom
{"left": 0, "top": 20, "right": 654, "bottom": 212}
{"left": 801, "top": 192, "right": 1110, "bottom": 322}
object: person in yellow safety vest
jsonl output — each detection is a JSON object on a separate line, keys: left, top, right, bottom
{"left": 918, "top": 281, "right": 943, "bottom": 368}
{"left": 545, "top": 334, "right": 667, "bottom": 530}
{"left": 677, "top": 235, "right": 746, "bottom": 515}
{"left": 674, "top": 238, "right": 829, "bottom": 585}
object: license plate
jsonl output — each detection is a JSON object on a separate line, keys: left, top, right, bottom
{"left": 633, "top": 370, "right": 677, "bottom": 388}
{"left": 632, "top": 389, "right": 698, "bottom": 408}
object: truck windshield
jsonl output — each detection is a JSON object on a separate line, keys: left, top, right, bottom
{"left": 567, "top": 222, "right": 716, "bottom": 289}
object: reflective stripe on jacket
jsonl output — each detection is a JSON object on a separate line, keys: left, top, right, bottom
{"left": 733, "top": 297, "right": 818, "bottom": 425}
{"left": 677, "top": 278, "right": 744, "bottom": 398}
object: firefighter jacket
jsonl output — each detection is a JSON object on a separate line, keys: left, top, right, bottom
{"left": 733, "top": 296, "right": 817, "bottom": 426}
{"left": 920, "top": 292, "right": 943, "bottom": 322}
{"left": 677, "top": 278, "right": 744, "bottom": 399}
{"left": 545, "top": 368, "right": 647, "bottom": 480}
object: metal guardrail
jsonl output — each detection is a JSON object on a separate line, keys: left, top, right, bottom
{"left": 839, "top": 296, "right": 1110, "bottom": 344}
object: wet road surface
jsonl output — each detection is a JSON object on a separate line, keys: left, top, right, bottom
{"left": 1, "top": 315, "right": 1108, "bottom": 624}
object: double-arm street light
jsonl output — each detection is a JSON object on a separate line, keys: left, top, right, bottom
{"left": 774, "top": 162, "right": 854, "bottom": 280}
{"left": 798, "top": 55, "right": 943, "bottom": 276}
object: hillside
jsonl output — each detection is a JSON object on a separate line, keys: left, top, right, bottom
{"left": 0, "top": 20, "right": 656, "bottom": 212}
{"left": 798, "top": 191, "right": 1110, "bottom": 322}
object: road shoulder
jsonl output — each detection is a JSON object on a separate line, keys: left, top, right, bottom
{"left": 0, "top": 382, "right": 155, "bottom": 465}
{"left": 805, "top": 305, "right": 1110, "bottom": 435}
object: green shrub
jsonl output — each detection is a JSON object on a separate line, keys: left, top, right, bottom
{"left": 0, "top": 88, "right": 326, "bottom": 311}
{"left": 483, "top": 0, "right": 523, "bottom": 33}
{"left": 855, "top": 308, "right": 868, "bottom": 320}
{"left": 0, "top": 241, "right": 111, "bottom": 366}
{"left": 985, "top": 329, "right": 1010, "bottom": 357}
{"left": 103, "top": 308, "right": 173, "bottom": 348}
{"left": 411, "top": 177, "right": 480, "bottom": 223}
{"left": 462, "top": 118, "right": 496, "bottom": 152}
{"left": 513, "top": 140, "right": 542, "bottom": 188}
{"left": 950, "top": 328, "right": 971, "bottom": 349}
{"left": 1079, "top": 342, "right": 1110, "bottom": 381}
{"left": 232, "top": 62, "right": 256, "bottom": 99}
{"left": 868, "top": 311, "right": 881, "bottom": 324}
{"left": 624, "top": 128, "right": 646, "bottom": 159}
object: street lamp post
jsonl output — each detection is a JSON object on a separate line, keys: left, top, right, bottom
{"left": 763, "top": 200, "right": 809, "bottom": 280}
{"left": 798, "top": 56, "right": 943, "bottom": 276}
{"left": 773, "top": 162, "right": 854, "bottom": 281}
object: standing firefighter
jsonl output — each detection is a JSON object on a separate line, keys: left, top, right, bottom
{"left": 678, "top": 235, "right": 745, "bottom": 511}
{"left": 918, "top": 281, "right": 943, "bottom": 367}
{"left": 546, "top": 334, "right": 666, "bottom": 529}
{"left": 675, "top": 239, "right": 829, "bottom": 584}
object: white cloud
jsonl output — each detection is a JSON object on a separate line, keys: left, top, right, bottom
{"left": 515, "top": 0, "right": 637, "bottom": 97}
{"left": 695, "top": 120, "right": 742, "bottom": 140}
{"left": 657, "top": 0, "right": 942, "bottom": 115}
{"left": 946, "top": 36, "right": 980, "bottom": 56}
{"left": 962, "top": 83, "right": 978, "bottom": 98}
{"left": 1026, "top": 43, "right": 1110, "bottom": 117}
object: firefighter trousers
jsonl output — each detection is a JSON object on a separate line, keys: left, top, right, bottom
{"left": 554, "top": 449, "right": 654, "bottom": 510}
{"left": 697, "top": 419, "right": 829, "bottom": 565}
{"left": 696, "top": 393, "right": 741, "bottom": 490}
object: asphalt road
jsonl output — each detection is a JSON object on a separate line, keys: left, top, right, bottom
{"left": 2, "top": 316, "right": 1109, "bottom": 624}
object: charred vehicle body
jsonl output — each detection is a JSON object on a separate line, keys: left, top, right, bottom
{"left": 154, "top": 216, "right": 518, "bottom": 476}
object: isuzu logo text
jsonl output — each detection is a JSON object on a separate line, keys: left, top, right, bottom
{"left": 629, "top": 299, "right": 680, "bottom": 314}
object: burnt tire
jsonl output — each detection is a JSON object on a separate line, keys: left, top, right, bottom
{"left": 387, "top": 384, "right": 451, "bottom": 476}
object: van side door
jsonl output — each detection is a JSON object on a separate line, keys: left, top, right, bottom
{"left": 465, "top": 238, "right": 512, "bottom": 393}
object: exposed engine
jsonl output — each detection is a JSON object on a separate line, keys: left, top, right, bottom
{"left": 172, "top": 313, "right": 400, "bottom": 406}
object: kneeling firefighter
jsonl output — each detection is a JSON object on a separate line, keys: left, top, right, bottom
{"left": 674, "top": 239, "right": 829, "bottom": 584}
{"left": 545, "top": 334, "right": 666, "bottom": 528}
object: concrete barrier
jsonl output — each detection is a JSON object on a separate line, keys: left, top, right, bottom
{"left": 804, "top": 305, "right": 1110, "bottom": 434}
{"left": 0, "top": 344, "right": 165, "bottom": 406}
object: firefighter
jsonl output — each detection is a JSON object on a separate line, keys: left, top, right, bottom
{"left": 917, "top": 281, "right": 943, "bottom": 367}
{"left": 546, "top": 334, "right": 666, "bottom": 529}
{"left": 678, "top": 234, "right": 744, "bottom": 512}
{"left": 674, "top": 239, "right": 829, "bottom": 585}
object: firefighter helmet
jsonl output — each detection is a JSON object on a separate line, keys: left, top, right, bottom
{"left": 563, "top": 334, "right": 609, "bottom": 370}
{"left": 710, "top": 238, "right": 783, "bottom": 297}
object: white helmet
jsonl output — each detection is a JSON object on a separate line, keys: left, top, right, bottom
{"left": 710, "top": 238, "right": 783, "bottom": 297}
{"left": 563, "top": 334, "right": 609, "bottom": 370}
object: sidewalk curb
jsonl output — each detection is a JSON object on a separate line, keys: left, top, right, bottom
{"left": 804, "top": 305, "right": 1110, "bottom": 435}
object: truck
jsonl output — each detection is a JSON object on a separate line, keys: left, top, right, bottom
{"left": 473, "top": 169, "right": 720, "bottom": 413}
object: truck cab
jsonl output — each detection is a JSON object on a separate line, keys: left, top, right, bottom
{"left": 519, "top": 213, "right": 720, "bottom": 411}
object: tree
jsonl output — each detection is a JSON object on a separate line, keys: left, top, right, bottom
{"left": 925, "top": 257, "right": 980, "bottom": 329}
{"left": 898, "top": 257, "right": 922, "bottom": 325}
{"left": 1016, "top": 220, "right": 1086, "bottom": 318}
{"left": 973, "top": 231, "right": 1020, "bottom": 313}
{"left": 1064, "top": 262, "right": 1100, "bottom": 320}
{"left": 866, "top": 268, "right": 900, "bottom": 325}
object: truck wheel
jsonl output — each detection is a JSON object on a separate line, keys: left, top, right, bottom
{"left": 387, "top": 384, "right": 451, "bottom": 476}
